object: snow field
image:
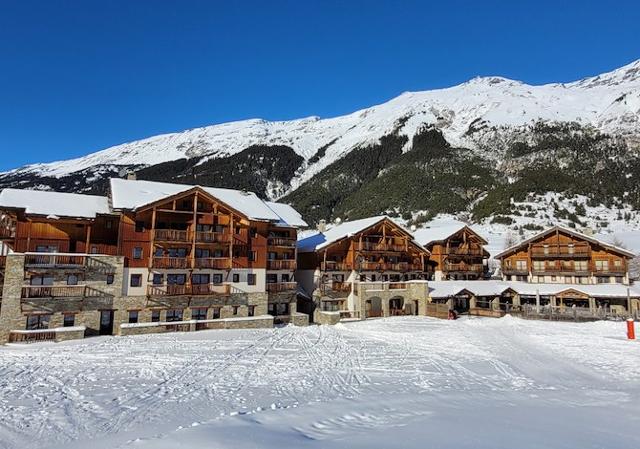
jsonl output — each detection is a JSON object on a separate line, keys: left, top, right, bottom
{"left": 0, "top": 316, "right": 639, "bottom": 448}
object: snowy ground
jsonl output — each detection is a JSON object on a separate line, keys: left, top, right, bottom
{"left": 1, "top": 317, "right": 639, "bottom": 449}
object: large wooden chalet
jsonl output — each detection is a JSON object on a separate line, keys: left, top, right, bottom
{"left": 0, "top": 178, "right": 308, "bottom": 344}
{"left": 495, "top": 226, "right": 635, "bottom": 285}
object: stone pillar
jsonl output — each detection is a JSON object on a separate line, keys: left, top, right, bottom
{"left": 469, "top": 296, "right": 476, "bottom": 309}
{"left": 0, "top": 254, "right": 26, "bottom": 344}
{"left": 512, "top": 293, "right": 521, "bottom": 307}
{"left": 491, "top": 297, "right": 500, "bottom": 311}
{"left": 588, "top": 297, "right": 596, "bottom": 313}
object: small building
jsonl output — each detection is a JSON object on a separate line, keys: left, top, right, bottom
{"left": 414, "top": 225, "right": 490, "bottom": 281}
{"left": 495, "top": 226, "right": 635, "bottom": 285}
{"left": 296, "top": 216, "right": 431, "bottom": 319}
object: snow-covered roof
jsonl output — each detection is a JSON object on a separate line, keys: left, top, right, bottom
{"left": 494, "top": 225, "right": 635, "bottom": 259}
{"left": 427, "top": 280, "right": 640, "bottom": 299}
{"left": 265, "top": 201, "right": 308, "bottom": 228}
{"left": 413, "top": 223, "right": 488, "bottom": 246}
{"left": 297, "top": 216, "right": 429, "bottom": 253}
{"left": 110, "top": 178, "right": 304, "bottom": 226}
{"left": 0, "top": 188, "right": 111, "bottom": 219}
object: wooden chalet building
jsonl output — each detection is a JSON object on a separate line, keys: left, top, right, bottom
{"left": 296, "top": 216, "right": 431, "bottom": 319}
{"left": 495, "top": 226, "right": 635, "bottom": 285}
{"left": 0, "top": 178, "right": 308, "bottom": 344}
{"left": 414, "top": 225, "right": 490, "bottom": 281}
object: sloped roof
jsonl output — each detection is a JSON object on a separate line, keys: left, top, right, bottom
{"left": 414, "top": 224, "right": 488, "bottom": 246}
{"left": 109, "top": 178, "right": 304, "bottom": 226}
{"left": 297, "top": 216, "right": 428, "bottom": 253}
{"left": 265, "top": 201, "right": 308, "bottom": 228}
{"left": 494, "top": 225, "right": 635, "bottom": 259}
{"left": 0, "top": 188, "right": 111, "bottom": 219}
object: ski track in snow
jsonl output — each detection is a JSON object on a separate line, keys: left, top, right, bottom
{"left": 0, "top": 317, "right": 639, "bottom": 449}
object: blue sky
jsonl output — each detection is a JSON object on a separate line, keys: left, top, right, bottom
{"left": 0, "top": 0, "right": 638, "bottom": 171}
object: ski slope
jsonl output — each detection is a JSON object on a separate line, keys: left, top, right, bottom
{"left": 0, "top": 317, "right": 639, "bottom": 449}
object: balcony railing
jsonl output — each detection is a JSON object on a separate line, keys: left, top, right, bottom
{"left": 502, "top": 267, "right": 529, "bottom": 276}
{"left": 267, "top": 237, "right": 297, "bottom": 248}
{"left": 444, "top": 263, "right": 484, "bottom": 273}
{"left": 321, "top": 261, "right": 353, "bottom": 271}
{"left": 194, "top": 257, "right": 231, "bottom": 269}
{"left": 24, "top": 253, "right": 86, "bottom": 267}
{"left": 531, "top": 265, "right": 590, "bottom": 275}
{"left": 267, "top": 259, "right": 296, "bottom": 270}
{"left": 21, "top": 285, "right": 104, "bottom": 299}
{"left": 266, "top": 282, "right": 297, "bottom": 293}
{"left": 359, "top": 241, "right": 406, "bottom": 252}
{"left": 449, "top": 247, "right": 485, "bottom": 256}
{"left": 154, "top": 229, "right": 189, "bottom": 242}
{"left": 152, "top": 257, "right": 190, "bottom": 269}
{"left": 195, "top": 231, "right": 231, "bottom": 244}
{"left": 531, "top": 245, "right": 591, "bottom": 258}
{"left": 0, "top": 226, "right": 15, "bottom": 239}
{"left": 147, "top": 283, "right": 235, "bottom": 296}
{"left": 358, "top": 262, "right": 423, "bottom": 272}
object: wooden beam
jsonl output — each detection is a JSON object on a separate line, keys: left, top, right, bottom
{"left": 229, "top": 213, "right": 234, "bottom": 270}
{"left": 26, "top": 219, "right": 32, "bottom": 252}
{"left": 191, "top": 193, "right": 198, "bottom": 269}
{"left": 85, "top": 224, "right": 92, "bottom": 252}
{"left": 148, "top": 207, "right": 157, "bottom": 269}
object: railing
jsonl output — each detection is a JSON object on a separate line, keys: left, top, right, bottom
{"left": 531, "top": 245, "right": 591, "bottom": 258}
{"left": 154, "top": 229, "right": 189, "bottom": 242}
{"left": 152, "top": 257, "right": 190, "bottom": 269}
{"left": 531, "top": 264, "right": 590, "bottom": 274}
{"left": 0, "top": 225, "right": 15, "bottom": 239}
{"left": 450, "top": 247, "right": 485, "bottom": 256}
{"left": 502, "top": 267, "right": 529, "bottom": 275}
{"left": 321, "top": 261, "right": 353, "bottom": 271}
{"left": 267, "top": 259, "right": 296, "bottom": 270}
{"left": 195, "top": 231, "right": 231, "bottom": 244}
{"left": 21, "top": 285, "right": 94, "bottom": 298}
{"left": 360, "top": 281, "right": 409, "bottom": 292}
{"left": 25, "top": 253, "right": 86, "bottom": 267}
{"left": 9, "top": 330, "right": 56, "bottom": 343}
{"left": 147, "top": 283, "right": 232, "bottom": 296}
{"left": 444, "top": 263, "right": 484, "bottom": 273}
{"left": 267, "top": 237, "right": 297, "bottom": 248}
{"left": 359, "top": 241, "right": 406, "bottom": 252}
{"left": 358, "top": 262, "right": 423, "bottom": 272}
{"left": 194, "top": 257, "right": 231, "bottom": 269}
{"left": 266, "top": 282, "right": 297, "bottom": 293}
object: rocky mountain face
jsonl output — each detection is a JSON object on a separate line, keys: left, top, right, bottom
{"left": 1, "top": 59, "right": 639, "bottom": 232}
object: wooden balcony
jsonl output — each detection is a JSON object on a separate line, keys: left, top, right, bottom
{"left": 267, "top": 237, "right": 297, "bottom": 248}
{"left": 152, "top": 257, "right": 190, "bottom": 269}
{"left": 502, "top": 267, "right": 529, "bottom": 276}
{"left": 267, "top": 259, "right": 296, "bottom": 270}
{"left": 358, "top": 261, "right": 423, "bottom": 272}
{"left": 24, "top": 253, "right": 86, "bottom": 268}
{"left": 21, "top": 285, "right": 104, "bottom": 299}
{"left": 531, "top": 265, "right": 590, "bottom": 275}
{"left": 266, "top": 282, "right": 297, "bottom": 293}
{"left": 194, "top": 257, "right": 231, "bottom": 269}
{"left": 359, "top": 241, "right": 406, "bottom": 252}
{"left": 154, "top": 229, "right": 190, "bottom": 242}
{"left": 147, "top": 283, "right": 235, "bottom": 296}
{"left": 531, "top": 245, "right": 590, "bottom": 258}
{"left": 0, "top": 225, "right": 15, "bottom": 240}
{"left": 321, "top": 261, "right": 353, "bottom": 271}
{"left": 444, "top": 262, "right": 484, "bottom": 273}
{"left": 195, "top": 231, "right": 232, "bottom": 244}
{"left": 448, "top": 247, "right": 485, "bottom": 256}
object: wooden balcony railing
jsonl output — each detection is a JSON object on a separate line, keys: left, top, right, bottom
{"left": 267, "top": 259, "right": 296, "bottom": 270}
{"left": 21, "top": 285, "right": 104, "bottom": 299}
{"left": 266, "top": 282, "right": 297, "bottom": 293}
{"left": 321, "top": 261, "right": 353, "bottom": 271}
{"left": 531, "top": 265, "right": 590, "bottom": 275}
{"left": 152, "top": 257, "right": 190, "bottom": 269}
{"left": 195, "top": 231, "right": 232, "bottom": 244}
{"left": 147, "top": 283, "right": 234, "bottom": 296}
{"left": 359, "top": 241, "right": 406, "bottom": 252}
{"left": 154, "top": 229, "right": 190, "bottom": 242}
{"left": 0, "top": 226, "right": 15, "bottom": 239}
{"left": 267, "top": 237, "right": 297, "bottom": 248}
{"left": 444, "top": 262, "right": 484, "bottom": 273}
{"left": 502, "top": 267, "right": 529, "bottom": 275}
{"left": 358, "top": 262, "right": 423, "bottom": 272}
{"left": 194, "top": 257, "right": 231, "bottom": 269}
{"left": 531, "top": 245, "right": 591, "bottom": 258}
{"left": 449, "top": 247, "right": 485, "bottom": 256}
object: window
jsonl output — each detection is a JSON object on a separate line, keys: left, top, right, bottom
{"left": 248, "top": 274, "right": 257, "bottom": 285}
{"left": 35, "top": 245, "right": 57, "bottom": 253}
{"left": 597, "top": 277, "right": 609, "bottom": 284}
{"left": 128, "top": 310, "right": 139, "bottom": 324}
{"left": 130, "top": 274, "right": 142, "bottom": 287}
{"left": 152, "top": 273, "right": 163, "bottom": 285}
{"left": 533, "top": 261, "right": 544, "bottom": 272}
{"left": 154, "top": 247, "right": 164, "bottom": 257}
{"left": 215, "top": 225, "right": 226, "bottom": 233}
{"left": 268, "top": 252, "right": 277, "bottom": 260}
{"left": 132, "top": 247, "right": 143, "bottom": 259}
{"left": 105, "top": 220, "right": 113, "bottom": 229}
{"left": 232, "top": 306, "right": 239, "bottom": 316}
{"left": 135, "top": 221, "right": 144, "bottom": 232}
{"left": 212, "top": 274, "right": 223, "bottom": 284}
{"left": 359, "top": 274, "right": 366, "bottom": 282}
{"left": 281, "top": 273, "right": 290, "bottom": 282}
{"left": 63, "top": 314, "right": 75, "bottom": 327}
{"left": 614, "top": 260, "right": 622, "bottom": 267}
{"left": 248, "top": 305, "right": 255, "bottom": 317}
{"left": 151, "top": 310, "right": 161, "bottom": 322}
{"left": 26, "top": 314, "right": 50, "bottom": 330}
{"left": 575, "top": 260, "right": 588, "bottom": 271}
{"left": 250, "top": 227, "right": 257, "bottom": 237}
{"left": 615, "top": 276, "right": 624, "bottom": 284}
{"left": 166, "top": 309, "right": 183, "bottom": 322}
{"left": 67, "top": 274, "right": 79, "bottom": 286}
{"left": 515, "top": 260, "right": 527, "bottom": 271}
{"left": 192, "top": 274, "right": 210, "bottom": 285}
{"left": 168, "top": 248, "right": 187, "bottom": 258}
{"left": 266, "top": 273, "right": 278, "bottom": 284}
{"left": 195, "top": 248, "right": 210, "bottom": 258}
{"left": 276, "top": 303, "right": 289, "bottom": 316}
{"left": 371, "top": 274, "right": 376, "bottom": 282}
{"left": 106, "top": 274, "right": 115, "bottom": 285}
{"left": 167, "top": 274, "right": 186, "bottom": 285}
{"left": 192, "top": 308, "right": 207, "bottom": 320}
{"left": 233, "top": 273, "right": 240, "bottom": 283}
{"left": 595, "top": 260, "right": 609, "bottom": 272}
{"left": 213, "top": 307, "right": 221, "bottom": 319}
{"left": 31, "top": 275, "right": 54, "bottom": 286}
{"left": 213, "top": 249, "right": 223, "bottom": 258}
{"left": 249, "top": 251, "right": 257, "bottom": 262}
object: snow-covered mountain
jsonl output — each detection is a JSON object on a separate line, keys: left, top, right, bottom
{"left": 3, "top": 59, "right": 639, "bottom": 189}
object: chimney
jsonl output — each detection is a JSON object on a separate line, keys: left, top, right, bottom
{"left": 317, "top": 219, "right": 327, "bottom": 233}
{"left": 126, "top": 171, "right": 137, "bottom": 181}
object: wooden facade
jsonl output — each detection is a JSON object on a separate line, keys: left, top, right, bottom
{"left": 496, "top": 226, "right": 634, "bottom": 285}
{"left": 424, "top": 226, "right": 489, "bottom": 281}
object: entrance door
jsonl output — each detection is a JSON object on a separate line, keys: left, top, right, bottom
{"left": 100, "top": 310, "right": 114, "bottom": 335}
